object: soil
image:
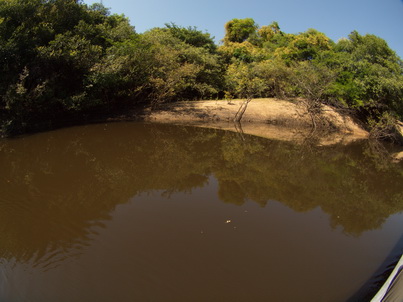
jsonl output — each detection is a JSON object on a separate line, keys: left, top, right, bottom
{"left": 136, "top": 98, "right": 369, "bottom": 145}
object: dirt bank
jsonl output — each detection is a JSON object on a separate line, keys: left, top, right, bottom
{"left": 140, "top": 98, "right": 369, "bottom": 144}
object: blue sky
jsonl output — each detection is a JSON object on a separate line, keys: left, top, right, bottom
{"left": 84, "top": 0, "right": 403, "bottom": 59}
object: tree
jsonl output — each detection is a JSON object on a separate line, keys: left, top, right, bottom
{"left": 258, "top": 21, "right": 281, "bottom": 42}
{"left": 223, "top": 18, "right": 258, "bottom": 44}
{"left": 332, "top": 31, "right": 403, "bottom": 119}
{"left": 164, "top": 23, "right": 216, "bottom": 53}
{"left": 274, "top": 29, "right": 333, "bottom": 62}
{"left": 85, "top": 37, "right": 152, "bottom": 107}
{"left": 0, "top": 0, "right": 139, "bottom": 134}
{"left": 253, "top": 58, "right": 293, "bottom": 98}
{"left": 225, "top": 62, "right": 269, "bottom": 122}
{"left": 141, "top": 28, "right": 222, "bottom": 105}
{"left": 291, "top": 61, "right": 337, "bottom": 129}
{"left": 226, "top": 62, "right": 267, "bottom": 99}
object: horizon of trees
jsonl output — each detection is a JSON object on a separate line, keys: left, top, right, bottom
{"left": 0, "top": 0, "right": 402, "bottom": 136}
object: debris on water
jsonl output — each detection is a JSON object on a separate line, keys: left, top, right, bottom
{"left": 225, "top": 220, "right": 231, "bottom": 224}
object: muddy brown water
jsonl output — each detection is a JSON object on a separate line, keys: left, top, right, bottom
{"left": 1, "top": 122, "right": 403, "bottom": 302}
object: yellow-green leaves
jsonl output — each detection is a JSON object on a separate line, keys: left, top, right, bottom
{"left": 224, "top": 18, "right": 258, "bottom": 44}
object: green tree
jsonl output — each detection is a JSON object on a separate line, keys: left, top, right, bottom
{"left": 0, "top": 0, "right": 139, "bottom": 134}
{"left": 218, "top": 40, "right": 269, "bottom": 63}
{"left": 292, "top": 61, "right": 336, "bottom": 103}
{"left": 258, "top": 21, "right": 281, "bottom": 42}
{"left": 253, "top": 58, "right": 293, "bottom": 98}
{"left": 225, "top": 62, "right": 266, "bottom": 99}
{"left": 141, "top": 28, "right": 222, "bottom": 105}
{"left": 274, "top": 29, "right": 333, "bottom": 62}
{"left": 164, "top": 23, "right": 217, "bottom": 53}
{"left": 223, "top": 18, "right": 258, "bottom": 44}
{"left": 332, "top": 32, "right": 403, "bottom": 118}
{"left": 291, "top": 61, "right": 337, "bottom": 129}
{"left": 85, "top": 37, "right": 152, "bottom": 107}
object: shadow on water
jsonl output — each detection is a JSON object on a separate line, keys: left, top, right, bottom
{"left": 348, "top": 234, "right": 403, "bottom": 301}
{"left": 0, "top": 122, "right": 403, "bottom": 293}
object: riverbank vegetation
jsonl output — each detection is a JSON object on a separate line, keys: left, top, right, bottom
{"left": 1, "top": 0, "right": 402, "bottom": 138}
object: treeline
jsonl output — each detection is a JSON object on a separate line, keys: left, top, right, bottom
{"left": 0, "top": 0, "right": 402, "bottom": 135}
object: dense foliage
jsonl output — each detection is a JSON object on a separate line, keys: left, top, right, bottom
{"left": 0, "top": 0, "right": 402, "bottom": 135}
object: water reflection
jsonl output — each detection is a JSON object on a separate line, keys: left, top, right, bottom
{"left": 0, "top": 122, "right": 403, "bottom": 301}
{"left": 1, "top": 123, "right": 403, "bottom": 257}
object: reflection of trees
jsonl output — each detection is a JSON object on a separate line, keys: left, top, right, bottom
{"left": 0, "top": 123, "right": 220, "bottom": 267}
{"left": 0, "top": 122, "right": 403, "bottom": 265}
{"left": 214, "top": 134, "right": 403, "bottom": 235}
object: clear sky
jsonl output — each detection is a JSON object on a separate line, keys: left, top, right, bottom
{"left": 84, "top": 0, "right": 403, "bottom": 59}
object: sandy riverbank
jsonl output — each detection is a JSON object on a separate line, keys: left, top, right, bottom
{"left": 138, "top": 98, "right": 369, "bottom": 145}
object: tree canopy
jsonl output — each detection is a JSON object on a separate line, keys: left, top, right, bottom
{"left": 0, "top": 4, "right": 402, "bottom": 137}
{"left": 223, "top": 18, "right": 258, "bottom": 44}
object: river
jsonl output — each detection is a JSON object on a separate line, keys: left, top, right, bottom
{"left": 1, "top": 122, "right": 403, "bottom": 301}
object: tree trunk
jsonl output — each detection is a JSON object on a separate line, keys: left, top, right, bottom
{"left": 234, "top": 98, "right": 251, "bottom": 122}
